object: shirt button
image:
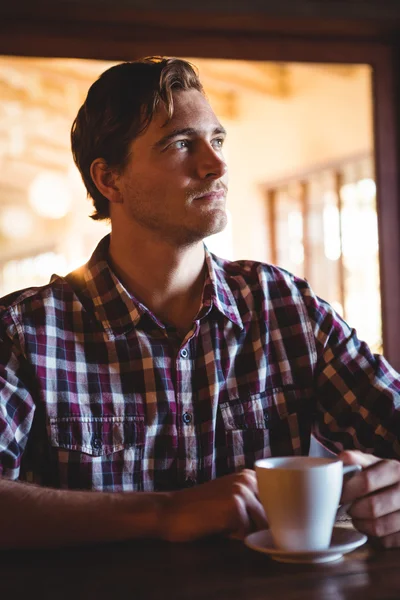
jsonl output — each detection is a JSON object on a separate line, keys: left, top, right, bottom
{"left": 182, "top": 412, "right": 192, "bottom": 424}
{"left": 180, "top": 348, "right": 189, "bottom": 358}
{"left": 92, "top": 436, "right": 102, "bottom": 450}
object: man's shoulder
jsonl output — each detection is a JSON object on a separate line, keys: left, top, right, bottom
{"left": 210, "top": 252, "right": 309, "bottom": 291}
{"left": 0, "top": 274, "right": 74, "bottom": 320}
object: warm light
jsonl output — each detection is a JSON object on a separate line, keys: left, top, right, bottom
{"left": 357, "top": 178, "right": 376, "bottom": 201}
{"left": 341, "top": 179, "right": 376, "bottom": 205}
{"left": 340, "top": 183, "right": 357, "bottom": 204}
{"left": 331, "top": 301, "right": 344, "bottom": 317}
{"left": 288, "top": 211, "right": 303, "bottom": 239}
{"left": 29, "top": 172, "right": 72, "bottom": 219}
{"left": 0, "top": 206, "right": 34, "bottom": 239}
{"left": 33, "top": 253, "right": 68, "bottom": 278}
{"left": 323, "top": 205, "right": 341, "bottom": 261}
{"left": 341, "top": 207, "right": 378, "bottom": 259}
{"left": 287, "top": 211, "right": 304, "bottom": 266}
{"left": 9, "top": 125, "right": 25, "bottom": 157}
{"left": 289, "top": 243, "right": 304, "bottom": 265}
{"left": 1, "top": 252, "right": 69, "bottom": 297}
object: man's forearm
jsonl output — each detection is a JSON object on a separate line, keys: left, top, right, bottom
{"left": 0, "top": 478, "right": 170, "bottom": 549}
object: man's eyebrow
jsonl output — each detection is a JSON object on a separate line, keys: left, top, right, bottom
{"left": 153, "top": 126, "right": 227, "bottom": 149}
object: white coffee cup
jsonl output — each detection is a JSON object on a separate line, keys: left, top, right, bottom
{"left": 255, "top": 456, "right": 361, "bottom": 552}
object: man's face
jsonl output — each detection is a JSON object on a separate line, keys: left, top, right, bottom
{"left": 114, "top": 89, "right": 229, "bottom": 246}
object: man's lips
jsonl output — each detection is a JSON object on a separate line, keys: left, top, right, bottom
{"left": 193, "top": 190, "right": 226, "bottom": 201}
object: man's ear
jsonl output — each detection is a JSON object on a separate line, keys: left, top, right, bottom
{"left": 90, "top": 159, "right": 123, "bottom": 204}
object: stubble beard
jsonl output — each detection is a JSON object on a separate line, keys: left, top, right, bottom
{"left": 126, "top": 185, "right": 229, "bottom": 247}
{"left": 133, "top": 205, "right": 228, "bottom": 247}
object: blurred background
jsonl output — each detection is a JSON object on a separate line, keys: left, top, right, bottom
{"left": 0, "top": 56, "right": 379, "bottom": 351}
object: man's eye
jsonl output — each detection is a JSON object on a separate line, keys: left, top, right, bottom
{"left": 212, "top": 138, "right": 224, "bottom": 149}
{"left": 171, "top": 140, "right": 189, "bottom": 150}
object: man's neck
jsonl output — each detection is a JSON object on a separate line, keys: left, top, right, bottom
{"left": 108, "top": 228, "right": 206, "bottom": 334}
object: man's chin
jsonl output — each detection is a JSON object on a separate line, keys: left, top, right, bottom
{"left": 202, "top": 211, "right": 228, "bottom": 238}
{"left": 164, "top": 212, "right": 228, "bottom": 246}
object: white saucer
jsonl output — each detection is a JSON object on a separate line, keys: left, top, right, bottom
{"left": 244, "top": 527, "right": 367, "bottom": 564}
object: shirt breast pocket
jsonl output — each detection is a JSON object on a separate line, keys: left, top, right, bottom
{"left": 48, "top": 416, "right": 145, "bottom": 491}
{"left": 218, "top": 387, "right": 313, "bottom": 471}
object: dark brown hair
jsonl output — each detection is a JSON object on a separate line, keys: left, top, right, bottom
{"left": 71, "top": 57, "right": 204, "bottom": 221}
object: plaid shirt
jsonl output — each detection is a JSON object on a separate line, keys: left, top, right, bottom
{"left": 0, "top": 235, "right": 399, "bottom": 492}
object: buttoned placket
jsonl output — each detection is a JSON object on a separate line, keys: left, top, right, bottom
{"left": 175, "top": 323, "right": 200, "bottom": 487}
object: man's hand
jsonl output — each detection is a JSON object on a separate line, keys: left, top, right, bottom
{"left": 339, "top": 450, "right": 400, "bottom": 548}
{"left": 159, "top": 469, "right": 267, "bottom": 542}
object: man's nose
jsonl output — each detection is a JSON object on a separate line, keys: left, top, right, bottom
{"left": 196, "top": 144, "right": 227, "bottom": 180}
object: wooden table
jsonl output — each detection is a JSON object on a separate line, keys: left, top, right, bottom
{"left": 2, "top": 531, "right": 400, "bottom": 599}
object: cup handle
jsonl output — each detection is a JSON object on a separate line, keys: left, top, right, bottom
{"left": 336, "top": 464, "right": 362, "bottom": 522}
{"left": 343, "top": 464, "right": 362, "bottom": 477}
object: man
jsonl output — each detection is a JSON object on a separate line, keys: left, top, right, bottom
{"left": 0, "top": 56, "right": 399, "bottom": 549}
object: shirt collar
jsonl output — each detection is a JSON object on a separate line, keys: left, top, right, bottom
{"left": 73, "top": 235, "right": 243, "bottom": 339}
{"left": 202, "top": 247, "right": 243, "bottom": 330}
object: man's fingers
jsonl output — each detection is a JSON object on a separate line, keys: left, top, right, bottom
{"left": 370, "top": 530, "right": 400, "bottom": 549}
{"left": 238, "top": 469, "right": 259, "bottom": 493}
{"left": 245, "top": 489, "right": 268, "bottom": 531}
{"left": 230, "top": 476, "right": 267, "bottom": 538}
{"left": 239, "top": 470, "right": 268, "bottom": 530}
{"left": 352, "top": 509, "right": 400, "bottom": 539}
{"left": 341, "top": 459, "right": 400, "bottom": 505}
{"left": 229, "top": 492, "right": 252, "bottom": 539}
{"left": 347, "top": 482, "right": 400, "bottom": 520}
{"left": 338, "top": 449, "right": 381, "bottom": 468}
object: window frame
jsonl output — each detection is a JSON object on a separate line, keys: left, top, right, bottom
{"left": 0, "top": 19, "right": 399, "bottom": 368}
